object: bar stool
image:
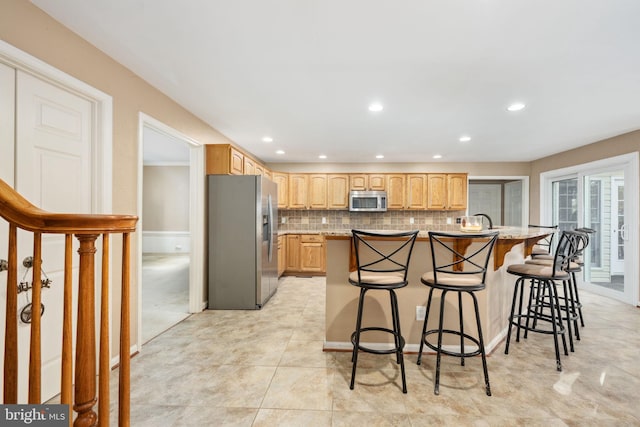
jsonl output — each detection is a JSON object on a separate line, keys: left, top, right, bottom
{"left": 417, "top": 231, "right": 499, "bottom": 396}
{"left": 524, "top": 231, "right": 586, "bottom": 352}
{"left": 572, "top": 227, "right": 595, "bottom": 327}
{"left": 528, "top": 224, "right": 558, "bottom": 258}
{"left": 505, "top": 231, "right": 581, "bottom": 371}
{"left": 349, "top": 229, "right": 419, "bottom": 394}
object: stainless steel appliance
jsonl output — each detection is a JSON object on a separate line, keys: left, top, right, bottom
{"left": 349, "top": 190, "right": 387, "bottom": 212}
{"left": 207, "top": 175, "right": 278, "bottom": 309}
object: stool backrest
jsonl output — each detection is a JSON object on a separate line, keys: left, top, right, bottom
{"left": 351, "top": 230, "right": 419, "bottom": 283}
{"left": 428, "top": 231, "right": 499, "bottom": 283}
{"left": 528, "top": 224, "right": 558, "bottom": 255}
{"left": 553, "top": 230, "right": 584, "bottom": 274}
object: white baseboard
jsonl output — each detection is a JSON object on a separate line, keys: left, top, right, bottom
{"left": 142, "top": 231, "right": 190, "bottom": 253}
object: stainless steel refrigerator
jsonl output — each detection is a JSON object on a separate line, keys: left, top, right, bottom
{"left": 207, "top": 175, "right": 278, "bottom": 309}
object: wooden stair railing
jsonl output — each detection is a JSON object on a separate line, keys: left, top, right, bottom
{"left": 0, "top": 178, "right": 137, "bottom": 427}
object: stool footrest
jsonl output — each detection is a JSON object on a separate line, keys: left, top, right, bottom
{"left": 351, "top": 327, "right": 405, "bottom": 355}
{"left": 422, "top": 329, "right": 483, "bottom": 358}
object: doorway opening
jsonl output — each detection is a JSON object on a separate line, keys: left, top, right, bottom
{"left": 137, "top": 114, "right": 205, "bottom": 346}
{"left": 468, "top": 176, "right": 529, "bottom": 227}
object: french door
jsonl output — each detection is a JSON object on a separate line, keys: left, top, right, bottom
{"left": 544, "top": 153, "right": 638, "bottom": 305}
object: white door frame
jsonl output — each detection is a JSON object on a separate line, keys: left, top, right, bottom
{"left": 136, "top": 113, "right": 205, "bottom": 351}
{"left": 0, "top": 41, "right": 115, "bottom": 365}
{"left": 468, "top": 175, "right": 530, "bottom": 226}
{"left": 540, "top": 152, "right": 639, "bottom": 306}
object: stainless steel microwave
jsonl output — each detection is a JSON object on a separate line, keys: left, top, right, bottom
{"left": 349, "top": 190, "right": 387, "bottom": 212}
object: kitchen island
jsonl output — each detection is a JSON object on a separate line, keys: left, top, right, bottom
{"left": 323, "top": 227, "right": 554, "bottom": 353}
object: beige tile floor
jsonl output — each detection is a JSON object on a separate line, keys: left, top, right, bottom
{"left": 113, "top": 276, "right": 640, "bottom": 426}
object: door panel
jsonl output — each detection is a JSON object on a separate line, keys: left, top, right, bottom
{"left": 8, "top": 70, "right": 92, "bottom": 401}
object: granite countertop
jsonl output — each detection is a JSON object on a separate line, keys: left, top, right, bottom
{"left": 280, "top": 227, "right": 555, "bottom": 240}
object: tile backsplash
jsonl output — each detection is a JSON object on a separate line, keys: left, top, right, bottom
{"left": 278, "top": 209, "right": 465, "bottom": 232}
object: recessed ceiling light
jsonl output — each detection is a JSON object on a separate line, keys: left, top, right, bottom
{"left": 459, "top": 136, "right": 471, "bottom": 142}
{"left": 507, "top": 102, "right": 526, "bottom": 112}
{"left": 318, "top": 154, "right": 327, "bottom": 159}
{"left": 375, "top": 154, "right": 384, "bottom": 159}
{"left": 433, "top": 154, "right": 443, "bottom": 159}
{"left": 276, "top": 150, "right": 285, "bottom": 155}
{"left": 262, "top": 136, "right": 273, "bottom": 143}
{"left": 368, "top": 103, "right": 384, "bottom": 112}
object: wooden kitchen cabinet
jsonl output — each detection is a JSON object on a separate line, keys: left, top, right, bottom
{"left": 255, "top": 163, "right": 264, "bottom": 176}
{"left": 277, "top": 235, "right": 286, "bottom": 277}
{"left": 427, "top": 173, "right": 468, "bottom": 210}
{"left": 286, "top": 234, "right": 300, "bottom": 271}
{"left": 272, "top": 172, "right": 289, "bottom": 209}
{"left": 447, "top": 173, "right": 468, "bottom": 210}
{"left": 308, "top": 174, "right": 327, "bottom": 209}
{"left": 427, "top": 173, "right": 447, "bottom": 210}
{"left": 386, "top": 174, "right": 406, "bottom": 209}
{"left": 349, "top": 174, "right": 386, "bottom": 191}
{"left": 243, "top": 156, "right": 256, "bottom": 175}
{"left": 205, "top": 144, "right": 244, "bottom": 175}
{"left": 300, "top": 234, "right": 325, "bottom": 273}
{"left": 327, "top": 174, "right": 349, "bottom": 209}
{"left": 406, "top": 174, "right": 428, "bottom": 209}
{"left": 288, "top": 174, "right": 309, "bottom": 209}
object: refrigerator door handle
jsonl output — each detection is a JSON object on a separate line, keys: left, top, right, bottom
{"left": 267, "top": 194, "right": 273, "bottom": 262}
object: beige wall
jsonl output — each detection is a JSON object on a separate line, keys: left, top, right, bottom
{"left": 268, "top": 161, "right": 531, "bottom": 176}
{"left": 142, "top": 166, "right": 190, "bottom": 231}
{"left": 529, "top": 129, "right": 640, "bottom": 224}
{"left": 0, "top": 0, "right": 234, "bottom": 348}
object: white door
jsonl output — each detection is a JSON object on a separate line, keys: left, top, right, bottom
{"left": 0, "top": 69, "right": 93, "bottom": 402}
{"left": 610, "top": 178, "right": 625, "bottom": 275}
{"left": 547, "top": 158, "right": 637, "bottom": 305}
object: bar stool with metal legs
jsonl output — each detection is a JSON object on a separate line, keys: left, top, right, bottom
{"left": 417, "top": 231, "right": 499, "bottom": 396}
{"left": 505, "top": 230, "right": 581, "bottom": 371}
{"left": 524, "top": 231, "right": 586, "bottom": 352}
{"left": 349, "top": 229, "right": 419, "bottom": 394}
{"left": 572, "top": 227, "right": 595, "bottom": 327}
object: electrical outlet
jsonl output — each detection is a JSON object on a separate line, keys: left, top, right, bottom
{"left": 281, "top": 217, "right": 286, "bottom": 224}
{"left": 456, "top": 217, "right": 462, "bottom": 224}
{"left": 409, "top": 217, "right": 415, "bottom": 224}
{"left": 446, "top": 217, "right": 453, "bottom": 225}
{"left": 322, "top": 217, "right": 327, "bottom": 224}
{"left": 416, "top": 305, "right": 426, "bottom": 321}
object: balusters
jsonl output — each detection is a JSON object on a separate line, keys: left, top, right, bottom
{"left": 3, "top": 224, "right": 18, "bottom": 403}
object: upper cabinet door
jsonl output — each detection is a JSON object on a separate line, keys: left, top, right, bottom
{"left": 427, "top": 173, "right": 447, "bottom": 210}
{"left": 327, "top": 174, "right": 349, "bottom": 209}
{"left": 349, "top": 174, "right": 367, "bottom": 191}
{"left": 406, "top": 174, "right": 427, "bottom": 209}
{"left": 447, "top": 173, "right": 468, "bottom": 210}
{"left": 243, "top": 156, "right": 255, "bottom": 175}
{"left": 368, "top": 174, "right": 386, "bottom": 191}
{"left": 386, "top": 174, "right": 406, "bottom": 210}
{"left": 308, "top": 174, "right": 327, "bottom": 209}
{"left": 289, "top": 173, "right": 309, "bottom": 209}
{"left": 272, "top": 172, "right": 289, "bottom": 209}
{"left": 230, "top": 147, "right": 244, "bottom": 175}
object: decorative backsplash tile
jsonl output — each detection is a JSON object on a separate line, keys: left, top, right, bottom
{"left": 278, "top": 209, "right": 465, "bottom": 232}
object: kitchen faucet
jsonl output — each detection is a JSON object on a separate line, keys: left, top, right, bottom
{"left": 473, "top": 213, "right": 494, "bottom": 230}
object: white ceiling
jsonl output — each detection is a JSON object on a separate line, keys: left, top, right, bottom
{"left": 32, "top": 0, "right": 640, "bottom": 164}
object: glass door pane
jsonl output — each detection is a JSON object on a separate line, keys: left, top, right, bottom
{"left": 552, "top": 177, "right": 578, "bottom": 232}
{"left": 582, "top": 170, "right": 626, "bottom": 295}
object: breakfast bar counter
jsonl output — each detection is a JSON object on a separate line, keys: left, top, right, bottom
{"left": 323, "top": 227, "right": 554, "bottom": 353}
